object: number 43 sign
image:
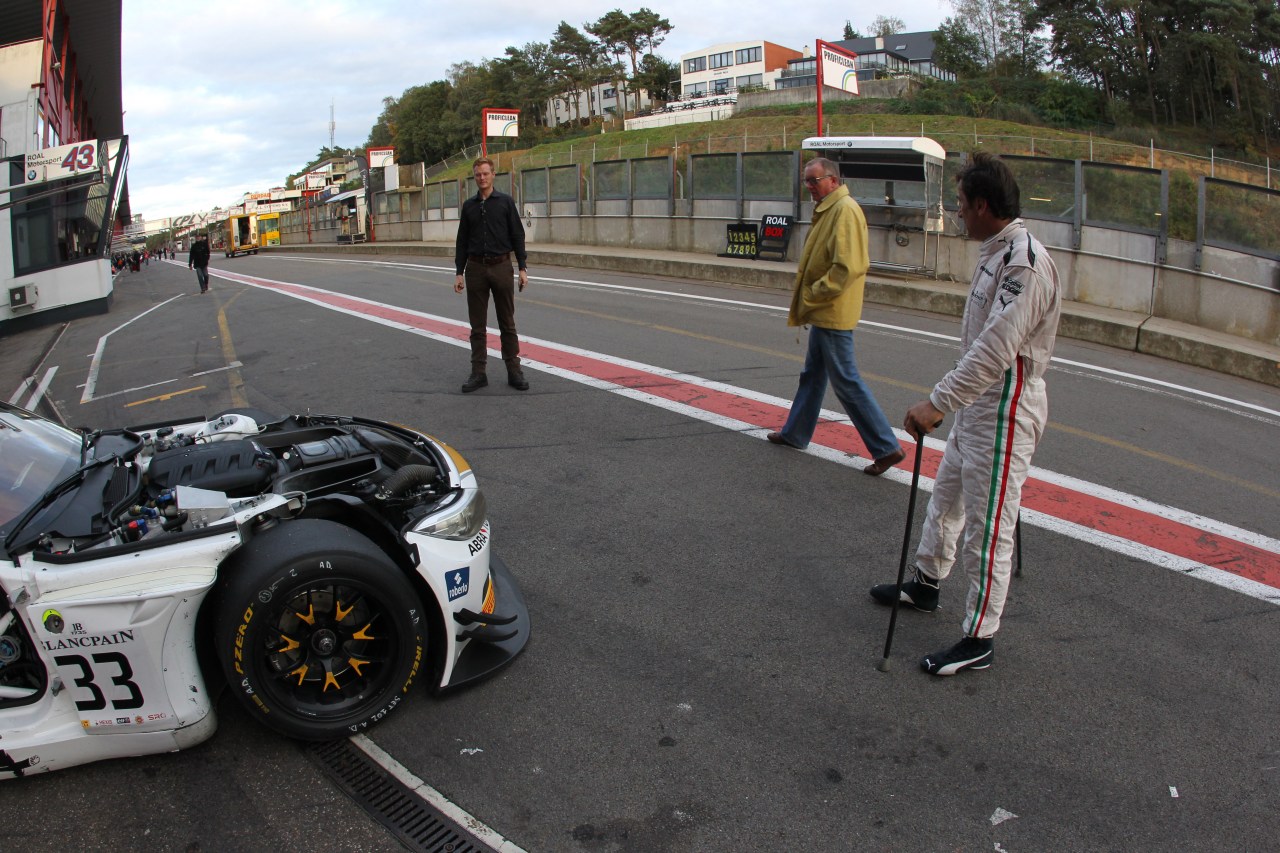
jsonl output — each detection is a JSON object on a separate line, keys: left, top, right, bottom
{"left": 24, "top": 139, "right": 100, "bottom": 186}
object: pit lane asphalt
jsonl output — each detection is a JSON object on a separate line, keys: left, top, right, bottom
{"left": 1, "top": 255, "right": 1277, "bottom": 852}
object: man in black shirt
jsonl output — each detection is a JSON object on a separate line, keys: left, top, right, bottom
{"left": 454, "top": 157, "right": 529, "bottom": 392}
{"left": 188, "top": 234, "right": 211, "bottom": 293}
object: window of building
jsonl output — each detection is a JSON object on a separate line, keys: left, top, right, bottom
{"left": 775, "top": 75, "right": 814, "bottom": 90}
{"left": 712, "top": 78, "right": 731, "bottom": 94}
{"left": 603, "top": 87, "right": 617, "bottom": 99}
{"left": 735, "top": 73, "right": 762, "bottom": 88}
{"left": 709, "top": 51, "right": 733, "bottom": 69}
{"left": 684, "top": 82, "right": 706, "bottom": 96}
{"left": 684, "top": 56, "right": 706, "bottom": 73}
{"left": 735, "top": 46, "right": 762, "bottom": 65}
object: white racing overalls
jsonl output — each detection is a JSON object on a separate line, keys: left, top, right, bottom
{"left": 915, "top": 219, "right": 1061, "bottom": 638}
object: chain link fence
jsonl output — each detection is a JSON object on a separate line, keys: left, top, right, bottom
{"left": 428, "top": 120, "right": 1274, "bottom": 192}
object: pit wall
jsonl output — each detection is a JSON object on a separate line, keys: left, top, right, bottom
{"left": 411, "top": 206, "right": 1280, "bottom": 349}
{"left": 283, "top": 192, "right": 1278, "bottom": 357}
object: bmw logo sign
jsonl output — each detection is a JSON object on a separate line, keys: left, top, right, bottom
{"left": 27, "top": 169, "right": 37, "bottom": 181}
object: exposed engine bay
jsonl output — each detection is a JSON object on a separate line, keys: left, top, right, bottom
{"left": 7, "top": 412, "right": 455, "bottom": 558}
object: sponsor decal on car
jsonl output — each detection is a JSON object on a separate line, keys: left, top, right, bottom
{"left": 468, "top": 525, "right": 489, "bottom": 556}
{"left": 447, "top": 568, "right": 471, "bottom": 601}
{"left": 40, "top": 630, "right": 135, "bottom": 651}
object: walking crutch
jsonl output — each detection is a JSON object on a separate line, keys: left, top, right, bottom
{"left": 876, "top": 436, "right": 926, "bottom": 673}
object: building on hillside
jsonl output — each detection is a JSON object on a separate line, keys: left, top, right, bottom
{"left": 679, "top": 41, "right": 802, "bottom": 98}
{"left": 547, "top": 81, "right": 654, "bottom": 127}
{"left": 294, "top": 156, "right": 361, "bottom": 198}
{"left": 775, "top": 32, "right": 954, "bottom": 90}
{"left": 235, "top": 187, "right": 302, "bottom": 215}
{"left": 1, "top": 0, "right": 130, "bottom": 335}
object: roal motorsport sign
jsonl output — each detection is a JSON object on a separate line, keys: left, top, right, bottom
{"left": 24, "top": 140, "right": 101, "bottom": 186}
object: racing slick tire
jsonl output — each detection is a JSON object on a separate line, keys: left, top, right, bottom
{"left": 213, "top": 519, "right": 426, "bottom": 740}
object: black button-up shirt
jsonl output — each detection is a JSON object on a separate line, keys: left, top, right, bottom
{"left": 454, "top": 189, "right": 527, "bottom": 274}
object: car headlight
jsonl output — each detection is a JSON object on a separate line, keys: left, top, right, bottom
{"left": 415, "top": 488, "right": 487, "bottom": 540}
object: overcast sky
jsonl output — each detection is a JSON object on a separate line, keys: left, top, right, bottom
{"left": 122, "top": 0, "right": 952, "bottom": 221}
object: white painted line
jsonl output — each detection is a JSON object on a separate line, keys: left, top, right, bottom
{"left": 8, "top": 377, "right": 33, "bottom": 405}
{"left": 193, "top": 360, "right": 243, "bottom": 377}
{"left": 88, "top": 376, "right": 182, "bottom": 401}
{"left": 349, "top": 733, "right": 527, "bottom": 853}
{"left": 87, "top": 363, "right": 244, "bottom": 402}
{"left": 24, "top": 366, "right": 58, "bottom": 410}
{"left": 1052, "top": 356, "right": 1280, "bottom": 418}
{"left": 265, "top": 254, "right": 1277, "bottom": 420}
{"left": 81, "top": 294, "right": 186, "bottom": 403}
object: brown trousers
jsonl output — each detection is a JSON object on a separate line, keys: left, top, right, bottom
{"left": 464, "top": 262, "right": 521, "bottom": 373}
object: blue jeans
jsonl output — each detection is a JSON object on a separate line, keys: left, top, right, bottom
{"left": 779, "top": 326, "right": 900, "bottom": 459}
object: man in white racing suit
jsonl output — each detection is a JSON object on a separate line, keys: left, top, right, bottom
{"left": 870, "top": 152, "right": 1061, "bottom": 676}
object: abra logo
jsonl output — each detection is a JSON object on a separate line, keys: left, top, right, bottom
{"left": 468, "top": 525, "right": 489, "bottom": 556}
{"left": 447, "top": 567, "right": 471, "bottom": 601}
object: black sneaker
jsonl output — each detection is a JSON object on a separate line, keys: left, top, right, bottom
{"left": 920, "top": 636, "right": 994, "bottom": 676}
{"left": 461, "top": 373, "right": 488, "bottom": 393}
{"left": 869, "top": 567, "right": 939, "bottom": 612}
{"left": 507, "top": 372, "right": 529, "bottom": 391}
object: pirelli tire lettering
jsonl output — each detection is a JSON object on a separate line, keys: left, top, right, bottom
{"left": 213, "top": 519, "right": 428, "bottom": 740}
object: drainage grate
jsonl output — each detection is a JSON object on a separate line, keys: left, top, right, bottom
{"left": 306, "top": 739, "right": 491, "bottom": 853}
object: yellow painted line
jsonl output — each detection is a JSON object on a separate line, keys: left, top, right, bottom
{"left": 1047, "top": 421, "right": 1280, "bottom": 500}
{"left": 124, "top": 385, "right": 206, "bottom": 407}
{"left": 216, "top": 293, "right": 249, "bottom": 408}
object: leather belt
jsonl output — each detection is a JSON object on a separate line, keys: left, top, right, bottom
{"left": 468, "top": 252, "right": 509, "bottom": 265}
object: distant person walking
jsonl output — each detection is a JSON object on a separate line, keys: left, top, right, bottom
{"left": 767, "top": 156, "right": 904, "bottom": 476}
{"left": 454, "top": 157, "right": 529, "bottom": 393}
{"left": 189, "top": 234, "right": 211, "bottom": 294}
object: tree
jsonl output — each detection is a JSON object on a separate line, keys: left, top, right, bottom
{"left": 551, "top": 20, "right": 603, "bottom": 123}
{"left": 948, "top": 0, "right": 1025, "bottom": 67}
{"left": 870, "top": 15, "right": 906, "bottom": 37}
{"left": 993, "top": 0, "right": 1045, "bottom": 75}
{"left": 1034, "top": 0, "right": 1279, "bottom": 136}
{"left": 937, "top": 0, "right": 1043, "bottom": 76}
{"left": 932, "top": 16, "right": 985, "bottom": 78}
{"left": 586, "top": 10, "right": 636, "bottom": 119}
{"left": 631, "top": 7, "right": 674, "bottom": 110}
{"left": 633, "top": 53, "right": 679, "bottom": 103}
{"left": 365, "top": 96, "right": 398, "bottom": 149}
{"left": 632, "top": 7, "right": 673, "bottom": 57}
{"left": 495, "top": 42, "right": 556, "bottom": 128}
{"left": 384, "top": 81, "right": 461, "bottom": 165}
{"left": 843, "top": 21, "right": 863, "bottom": 39}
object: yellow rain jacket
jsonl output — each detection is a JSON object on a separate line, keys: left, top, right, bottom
{"left": 788, "top": 184, "right": 870, "bottom": 330}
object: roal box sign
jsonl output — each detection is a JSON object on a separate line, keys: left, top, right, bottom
{"left": 24, "top": 139, "right": 100, "bottom": 185}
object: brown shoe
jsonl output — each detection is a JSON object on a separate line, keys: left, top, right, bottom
{"left": 863, "top": 447, "right": 906, "bottom": 476}
{"left": 461, "top": 373, "right": 488, "bottom": 393}
{"left": 507, "top": 372, "right": 529, "bottom": 391}
{"left": 766, "top": 431, "right": 795, "bottom": 447}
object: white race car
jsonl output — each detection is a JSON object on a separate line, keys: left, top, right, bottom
{"left": 0, "top": 403, "right": 529, "bottom": 778}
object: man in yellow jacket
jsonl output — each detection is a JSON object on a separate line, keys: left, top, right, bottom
{"left": 767, "top": 157, "right": 905, "bottom": 475}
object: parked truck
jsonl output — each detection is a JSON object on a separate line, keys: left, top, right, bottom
{"left": 225, "top": 213, "right": 258, "bottom": 257}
